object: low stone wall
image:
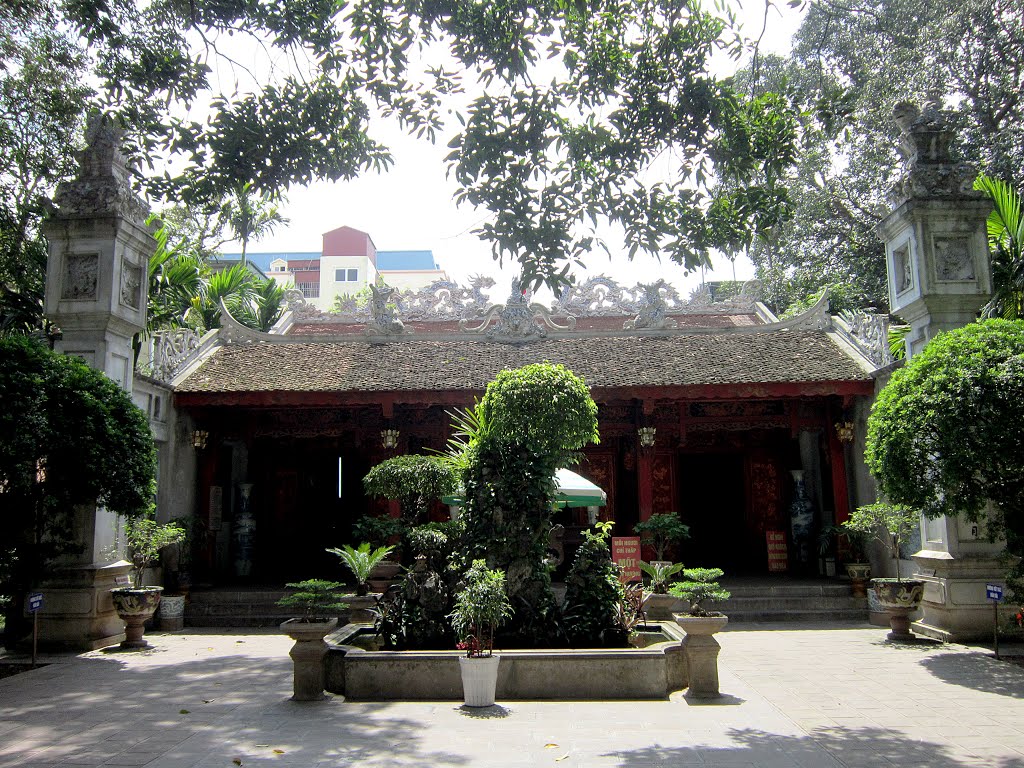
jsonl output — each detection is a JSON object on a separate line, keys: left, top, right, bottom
{"left": 325, "top": 622, "right": 687, "bottom": 700}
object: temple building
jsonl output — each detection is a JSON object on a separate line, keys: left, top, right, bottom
{"left": 159, "top": 277, "right": 883, "bottom": 585}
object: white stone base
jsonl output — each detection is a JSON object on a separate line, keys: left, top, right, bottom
{"left": 912, "top": 550, "right": 1010, "bottom": 642}
{"left": 36, "top": 560, "right": 131, "bottom": 650}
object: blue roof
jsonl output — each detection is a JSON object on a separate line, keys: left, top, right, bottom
{"left": 220, "top": 250, "right": 440, "bottom": 272}
{"left": 220, "top": 252, "right": 318, "bottom": 273}
{"left": 376, "top": 250, "right": 439, "bottom": 271}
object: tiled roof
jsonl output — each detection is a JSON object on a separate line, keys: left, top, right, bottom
{"left": 176, "top": 331, "right": 871, "bottom": 394}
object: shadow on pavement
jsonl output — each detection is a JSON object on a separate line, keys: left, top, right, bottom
{"left": 604, "top": 726, "right": 1024, "bottom": 768}
{"left": 921, "top": 651, "right": 1024, "bottom": 699}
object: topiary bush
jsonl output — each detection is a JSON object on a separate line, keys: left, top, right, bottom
{"left": 362, "top": 454, "right": 458, "bottom": 525}
{"left": 865, "top": 320, "right": 1024, "bottom": 598}
{"left": 459, "top": 363, "right": 600, "bottom": 644}
{"left": 0, "top": 335, "right": 156, "bottom": 645}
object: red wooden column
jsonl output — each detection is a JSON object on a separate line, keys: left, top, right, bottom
{"left": 636, "top": 399, "right": 656, "bottom": 524}
{"left": 637, "top": 447, "right": 654, "bottom": 524}
{"left": 827, "top": 413, "right": 852, "bottom": 525}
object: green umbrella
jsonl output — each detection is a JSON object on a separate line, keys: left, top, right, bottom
{"left": 443, "top": 468, "right": 607, "bottom": 508}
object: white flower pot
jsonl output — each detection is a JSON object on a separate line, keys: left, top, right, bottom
{"left": 458, "top": 654, "right": 500, "bottom": 707}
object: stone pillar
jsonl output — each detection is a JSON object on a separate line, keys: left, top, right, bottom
{"left": 37, "top": 114, "right": 154, "bottom": 649}
{"left": 877, "top": 98, "right": 1004, "bottom": 642}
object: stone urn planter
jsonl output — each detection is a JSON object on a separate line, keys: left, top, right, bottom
{"left": 673, "top": 614, "right": 729, "bottom": 698}
{"left": 458, "top": 654, "right": 501, "bottom": 707}
{"left": 280, "top": 618, "right": 338, "bottom": 701}
{"left": 157, "top": 594, "right": 186, "bottom": 631}
{"left": 642, "top": 592, "right": 683, "bottom": 621}
{"left": 111, "top": 587, "right": 163, "bottom": 649}
{"left": 872, "top": 578, "right": 924, "bottom": 641}
{"left": 845, "top": 562, "right": 871, "bottom": 597}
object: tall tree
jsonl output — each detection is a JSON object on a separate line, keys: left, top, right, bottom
{"left": 739, "top": 0, "right": 1024, "bottom": 315}
{"left": 26, "top": 0, "right": 802, "bottom": 291}
{"left": 0, "top": 5, "right": 90, "bottom": 332}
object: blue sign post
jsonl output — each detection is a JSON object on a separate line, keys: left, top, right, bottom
{"left": 987, "top": 583, "right": 1004, "bottom": 659}
{"left": 27, "top": 592, "right": 43, "bottom": 667}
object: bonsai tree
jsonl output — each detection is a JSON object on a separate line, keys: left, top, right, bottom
{"left": 326, "top": 543, "right": 395, "bottom": 595}
{"left": 276, "top": 579, "right": 350, "bottom": 622}
{"left": 634, "top": 513, "right": 690, "bottom": 561}
{"left": 865, "top": 320, "right": 1024, "bottom": 595}
{"left": 843, "top": 503, "right": 919, "bottom": 582}
{"left": 449, "top": 559, "right": 513, "bottom": 657}
{"left": 639, "top": 561, "right": 685, "bottom": 594}
{"left": 668, "top": 568, "right": 731, "bottom": 616}
{"left": 123, "top": 514, "right": 186, "bottom": 589}
{"left": 0, "top": 336, "right": 156, "bottom": 645}
{"left": 362, "top": 454, "right": 458, "bottom": 525}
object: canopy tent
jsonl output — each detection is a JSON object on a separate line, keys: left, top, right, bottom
{"left": 443, "top": 467, "right": 607, "bottom": 508}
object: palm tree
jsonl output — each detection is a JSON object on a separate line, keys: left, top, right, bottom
{"left": 975, "top": 174, "right": 1024, "bottom": 320}
{"left": 219, "top": 183, "right": 288, "bottom": 265}
{"left": 190, "top": 263, "right": 259, "bottom": 331}
{"left": 235, "top": 276, "right": 287, "bottom": 331}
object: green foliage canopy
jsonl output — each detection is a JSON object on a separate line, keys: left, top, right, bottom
{"left": 362, "top": 454, "right": 458, "bottom": 524}
{"left": 12, "top": 0, "right": 803, "bottom": 291}
{"left": 0, "top": 336, "right": 156, "bottom": 638}
{"left": 865, "top": 320, "right": 1024, "bottom": 589}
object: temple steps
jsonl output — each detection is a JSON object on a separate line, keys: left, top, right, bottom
{"left": 720, "top": 580, "right": 869, "bottom": 624}
{"left": 181, "top": 579, "right": 868, "bottom": 628}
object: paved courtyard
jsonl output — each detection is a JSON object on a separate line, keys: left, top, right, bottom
{"left": 1, "top": 624, "right": 1023, "bottom": 767}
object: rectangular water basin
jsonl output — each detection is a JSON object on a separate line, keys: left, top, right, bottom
{"left": 325, "top": 622, "right": 687, "bottom": 700}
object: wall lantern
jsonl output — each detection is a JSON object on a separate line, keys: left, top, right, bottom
{"left": 834, "top": 421, "right": 856, "bottom": 444}
{"left": 190, "top": 429, "right": 209, "bottom": 450}
{"left": 637, "top": 426, "right": 657, "bottom": 448}
{"left": 381, "top": 428, "right": 400, "bottom": 450}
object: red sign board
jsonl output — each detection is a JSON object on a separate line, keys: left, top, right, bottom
{"left": 766, "top": 530, "right": 788, "bottom": 573}
{"left": 612, "top": 536, "right": 642, "bottom": 583}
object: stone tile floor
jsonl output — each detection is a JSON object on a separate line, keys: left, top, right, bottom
{"left": 1, "top": 624, "right": 1022, "bottom": 767}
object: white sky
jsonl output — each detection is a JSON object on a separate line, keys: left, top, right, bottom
{"left": 232, "top": 1, "right": 805, "bottom": 300}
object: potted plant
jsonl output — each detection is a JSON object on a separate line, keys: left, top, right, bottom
{"left": 351, "top": 514, "right": 406, "bottom": 581}
{"left": 449, "top": 559, "right": 513, "bottom": 707}
{"left": 158, "top": 515, "right": 204, "bottom": 631}
{"left": 608, "top": 581, "right": 646, "bottom": 646}
{"left": 669, "top": 567, "right": 731, "bottom": 698}
{"left": 111, "top": 514, "right": 185, "bottom": 649}
{"left": 639, "top": 561, "right": 685, "bottom": 620}
{"left": 844, "top": 502, "right": 923, "bottom": 641}
{"left": 326, "top": 542, "right": 395, "bottom": 596}
{"left": 277, "top": 579, "right": 349, "bottom": 701}
{"left": 634, "top": 513, "right": 690, "bottom": 566}
{"left": 820, "top": 524, "right": 872, "bottom": 596}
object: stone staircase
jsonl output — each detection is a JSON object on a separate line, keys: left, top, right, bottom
{"left": 720, "top": 579, "right": 868, "bottom": 624}
{"left": 183, "top": 579, "right": 868, "bottom": 628}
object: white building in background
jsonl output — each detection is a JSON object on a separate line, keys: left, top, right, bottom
{"left": 229, "top": 225, "right": 448, "bottom": 311}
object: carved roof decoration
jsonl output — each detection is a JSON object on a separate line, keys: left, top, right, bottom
{"left": 458, "top": 277, "right": 575, "bottom": 341}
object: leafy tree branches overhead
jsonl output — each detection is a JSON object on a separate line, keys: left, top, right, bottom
{"left": 739, "top": 0, "right": 1024, "bottom": 315}
{"left": 49, "top": 0, "right": 802, "bottom": 291}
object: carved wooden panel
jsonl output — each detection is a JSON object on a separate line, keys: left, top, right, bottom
{"left": 578, "top": 452, "right": 615, "bottom": 521}
{"left": 746, "top": 456, "right": 783, "bottom": 542}
{"left": 651, "top": 451, "right": 676, "bottom": 514}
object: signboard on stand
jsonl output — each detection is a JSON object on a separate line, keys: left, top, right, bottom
{"left": 611, "top": 536, "right": 642, "bottom": 583}
{"left": 766, "top": 530, "right": 788, "bottom": 573}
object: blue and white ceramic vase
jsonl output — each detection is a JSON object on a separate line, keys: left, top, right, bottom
{"left": 789, "top": 470, "right": 815, "bottom": 566}
{"left": 233, "top": 482, "right": 255, "bottom": 577}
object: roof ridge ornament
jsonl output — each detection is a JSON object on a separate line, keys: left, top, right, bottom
{"left": 459, "top": 276, "right": 576, "bottom": 341}
{"left": 365, "top": 285, "right": 405, "bottom": 336}
{"left": 624, "top": 281, "right": 678, "bottom": 330}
